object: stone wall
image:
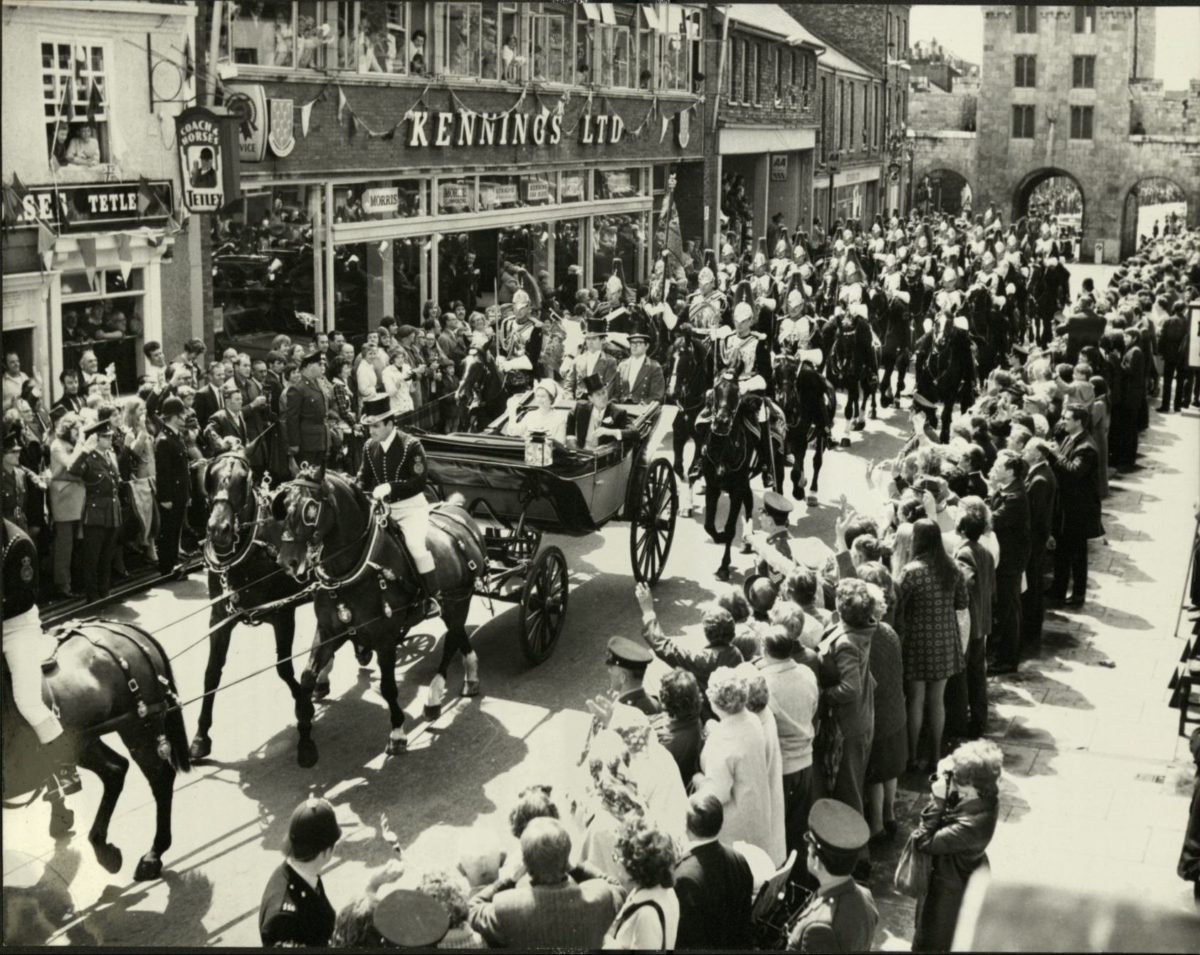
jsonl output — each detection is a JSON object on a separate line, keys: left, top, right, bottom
{"left": 909, "top": 87, "right": 976, "bottom": 132}
{"left": 1131, "top": 79, "right": 1200, "bottom": 137}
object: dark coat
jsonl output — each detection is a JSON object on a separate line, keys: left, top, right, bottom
{"left": 154, "top": 425, "right": 191, "bottom": 506}
{"left": 193, "top": 382, "right": 225, "bottom": 428}
{"left": 1118, "top": 345, "right": 1146, "bottom": 410}
{"left": 203, "top": 408, "right": 257, "bottom": 457}
{"left": 357, "top": 431, "right": 426, "bottom": 501}
{"left": 258, "top": 862, "right": 335, "bottom": 948}
{"left": 570, "top": 401, "right": 632, "bottom": 449}
{"left": 612, "top": 355, "right": 666, "bottom": 404}
{"left": 989, "top": 482, "right": 1032, "bottom": 577}
{"left": 1025, "top": 460, "right": 1057, "bottom": 549}
{"left": 1048, "top": 429, "right": 1103, "bottom": 541}
{"left": 673, "top": 840, "right": 754, "bottom": 951}
{"left": 652, "top": 713, "right": 702, "bottom": 784}
{"left": 283, "top": 379, "right": 329, "bottom": 455}
{"left": 68, "top": 448, "right": 122, "bottom": 528}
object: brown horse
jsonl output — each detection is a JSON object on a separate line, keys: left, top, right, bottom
{"left": 274, "top": 472, "right": 486, "bottom": 765}
{"left": 2, "top": 621, "right": 191, "bottom": 881}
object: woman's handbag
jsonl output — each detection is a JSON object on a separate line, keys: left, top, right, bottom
{"left": 894, "top": 829, "right": 932, "bottom": 897}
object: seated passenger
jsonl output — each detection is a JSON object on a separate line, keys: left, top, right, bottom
{"left": 569, "top": 374, "right": 635, "bottom": 450}
{"left": 505, "top": 378, "right": 567, "bottom": 446}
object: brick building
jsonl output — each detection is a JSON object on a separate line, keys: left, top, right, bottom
{"left": 1, "top": 0, "right": 197, "bottom": 403}
{"left": 705, "top": 4, "right": 822, "bottom": 254}
{"left": 200, "top": 1, "right": 707, "bottom": 345}
{"left": 785, "top": 2, "right": 912, "bottom": 216}
{"left": 908, "top": 5, "right": 1200, "bottom": 261}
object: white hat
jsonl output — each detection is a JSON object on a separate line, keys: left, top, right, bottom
{"left": 786, "top": 289, "right": 803, "bottom": 309}
{"left": 512, "top": 289, "right": 531, "bottom": 307}
{"left": 533, "top": 378, "right": 559, "bottom": 403}
{"left": 733, "top": 301, "right": 754, "bottom": 324}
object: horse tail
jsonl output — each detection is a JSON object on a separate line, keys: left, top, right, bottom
{"left": 132, "top": 627, "right": 193, "bottom": 775}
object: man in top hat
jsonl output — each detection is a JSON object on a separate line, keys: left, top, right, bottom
{"left": 604, "top": 635, "right": 660, "bottom": 716}
{"left": 284, "top": 351, "right": 330, "bottom": 472}
{"left": 563, "top": 317, "right": 618, "bottom": 401}
{"left": 611, "top": 317, "right": 665, "bottom": 405}
{"left": 357, "top": 393, "right": 447, "bottom": 626}
{"left": 203, "top": 378, "right": 258, "bottom": 457}
{"left": 259, "top": 796, "right": 342, "bottom": 947}
{"left": 68, "top": 415, "right": 123, "bottom": 603}
{"left": 786, "top": 799, "right": 877, "bottom": 952}
{"left": 570, "top": 374, "right": 634, "bottom": 450}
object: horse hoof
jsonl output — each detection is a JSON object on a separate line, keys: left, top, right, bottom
{"left": 49, "top": 806, "right": 75, "bottom": 839}
{"left": 462, "top": 679, "right": 481, "bottom": 698}
{"left": 313, "top": 681, "right": 331, "bottom": 702}
{"left": 90, "top": 838, "right": 123, "bottom": 874}
{"left": 133, "top": 855, "right": 163, "bottom": 882}
{"left": 715, "top": 566, "right": 731, "bottom": 582}
{"left": 296, "top": 737, "right": 319, "bottom": 769}
{"left": 355, "top": 646, "right": 373, "bottom": 667}
{"left": 386, "top": 737, "right": 408, "bottom": 757}
{"left": 188, "top": 735, "right": 212, "bottom": 761}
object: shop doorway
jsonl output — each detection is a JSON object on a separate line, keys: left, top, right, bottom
{"left": 721, "top": 154, "right": 762, "bottom": 255}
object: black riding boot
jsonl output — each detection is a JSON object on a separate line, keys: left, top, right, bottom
{"left": 419, "top": 570, "right": 442, "bottom": 620}
{"left": 42, "top": 734, "right": 82, "bottom": 800}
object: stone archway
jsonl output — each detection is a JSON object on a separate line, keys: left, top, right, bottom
{"left": 1120, "top": 177, "right": 1189, "bottom": 259}
{"left": 1014, "top": 168, "right": 1086, "bottom": 261}
{"left": 914, "top": 168, "right": 972, "bottom": 216}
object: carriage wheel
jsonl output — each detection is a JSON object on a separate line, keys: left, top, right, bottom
{"left": 518, "top": 546, "right": 569, "bottom": 665}
{"left": 630, "top": 459, "right": 678, "bottom": 585}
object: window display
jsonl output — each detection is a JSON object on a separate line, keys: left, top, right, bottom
{"left": 61, "top": 269, "right": 145, "bottom": 393}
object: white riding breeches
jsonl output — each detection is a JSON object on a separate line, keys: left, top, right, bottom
{"left": 1, "top": 608, "right": 63, "bottom": 744}
{"left": 388, "top": 494, "right": 435, "bottom": 575}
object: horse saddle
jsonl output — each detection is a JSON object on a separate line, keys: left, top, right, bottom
{"left": 381, "top": 504, "right": 486, "bottom": 583}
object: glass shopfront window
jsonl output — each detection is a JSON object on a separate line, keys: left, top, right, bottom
{"left": 334, "top": 178, "right": 423, "bottom": 220}
{"left": 594, "top": 168, "right": 641, "bottom": 200}
{"left": 61, "top": 269, "right": 146, "bottom": 393}
{"left": 593, "top": 211, "right": 647, "bottom": 290}
{"left": 560, "top": 171, "right": 587, "bottom": 203}
{"left": 213, "top": 186, "right": 319, "bottom": 352}
{"left": 391, "top": 237, "right": 427, "bottom": 326}
{"left": 437, "top": 177, "right": 476, "bottom": 215}
{"left": 553, "top": 218, "right": 583, "bottom": 310}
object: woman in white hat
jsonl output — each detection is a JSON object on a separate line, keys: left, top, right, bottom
{"left": 505, "top": 378, "right": 567, "bottom": 446}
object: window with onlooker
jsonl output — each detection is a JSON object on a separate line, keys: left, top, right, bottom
{"left": 224, "top": 0, "right": 349, "bottom": 70}
{"left": 1072, "top": 55, "right": 1095, "bottom": 89}
{"left": 1069, "top": 105, "right": 1094, "bottom": 140}
{"left": 1014, "top": 54, "right": 1036, "bottom": 88}
{"left": 1014, "top": 5, "right": 1037, "bottom": 34}
{"left": 42, "top": 39, "right": 110, "bottom": 170}
{"left": 441, "top": 2, "right": 483, "bottom": 77}
{"left": 1012, "top": 104, "right": 1035, "bottom": 138}
{"left": 528, "top": 2, "right": 569, "bottom": 83}
{"left": 61, "top": 270, "right": 146, "bottom": 392}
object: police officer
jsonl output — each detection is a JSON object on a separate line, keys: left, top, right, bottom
{"left": 68, "top": 414, "right": 122, "bottom": 603}
{"left": 786, "top": 799, "right": 878, "bottom": 953}
{"left": 1, "top": 517, "right": 81, "bottom": 799}
{"left": 357, "top": 393, "right": 441, "bottom": 621}
{"left": 604, "top": 636, "right": 660, "bottom": 716}
{"left": 259, "top": 796, "right": 341, "bottom": 947}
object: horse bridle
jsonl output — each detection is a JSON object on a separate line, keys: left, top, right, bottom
{"left": 204, "top": 456, "right": 272, "bottom": 572}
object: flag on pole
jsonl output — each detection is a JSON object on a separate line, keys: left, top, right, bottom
{"left": 656, "top": 176, "right": 687, "bottom": 279}
{"left": 49, "top": 78, "right": 73, "bottom": 167}
{"left": 137, "top": 176, "right": 168, "bottom": 217}
{"left": 183, "top": 34, "right": 194, "bottom": 83}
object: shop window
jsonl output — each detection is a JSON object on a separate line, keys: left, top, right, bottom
{"left": 1012, "top": 104, "right": 1035, "bottom": 138}
{"left": 1074, "top": 5, "right": 1096, "bottom": 34}
{"left": 497, "top": 225, "right": 549, "bottom": 305}
{"left": 1072, "top": 55, "right": 1095, "bottom": 89}
{"left": 1014, "top": 54, "right": 1035, "bottom": 88}
{"left": 593, "top": 211, "right": 646, "bottom": 292}
{"left": 61, "top": 270, "right": 146, "bottom": 393}
{"left": 1014, "top": 4, "right": 1037, "bottom": 34}
{"left": 441, "top": 2, "right": 483, "bottom": 77}
{"left": 849, "top": 82, "right": 856, "bottom": 150}
{"left": 42, "top": 39, "right": 110, "bottom": 171}
{"left": 437, "top": 177, "right": 476, "bottom": 215}
{"left": 560, "top": 171, "right": 587, "bottom": 203}
{"left": 1069, "top": 105, "right": 1094, "bottom": 140}
{"left": 335, "top": 179, "right": 424, "bottom": 220}
{"left": 553, "top": 219, "right": 583, "bottom": 309}
{"left": 529, "top": 4, "right": 568, "bottom": 83}
{"left": 331, "top": 242, "right": 370, "bottom": 335}
{"left": 594, "top": 168, "right": 640, "bottom": 200}
{"left": 478, "top": 175, "right": 522, "bottom": 211}
{"left": 213, "top": 186, "right": 319, "bottom": 349}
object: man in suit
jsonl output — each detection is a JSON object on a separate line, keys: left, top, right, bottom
{"left": 285, "top": 353, "right": 329, "bottom": 472}
{"left": 154, "top": 396, "right": 191, "bottom": 577}
{"left": 52, "top": 369, "right": 85, "bottom": 415}
{"left": 204, "top": 380, "right": 259, "bottom": 457}
{"left": 468, "top": 818, "right": 624, "bottom": 950}
{"left": 610, "top": 320, "right": 665, "bottom": 405}
{"left": 194, "top": 360, "right": 230, "bottom": 428}
{"left": 1045, "top": 404, "right": 1103, "bottom": 607}
{"left": 564, "top": 318, "right": 619, "bottom": 401}
{"left": 1021, "top": 437, "right": 1058, "bottom": 652}
{"left": 673, "top": 791, "right": 753, "bottom": 951}
{"left": 570, "top": 375, "right": 634, "bottom": 450}
{"left": 987, "top": 449, "right": 1032, "bottom": 675}
{"left": 68, "top": 416, "right": 123, "bottom": 602}
{"left": 787, "top": 799, "right": 878, "bottom": 952}
{"left": 231, "top": 353, "right": 269, "bottom": 473}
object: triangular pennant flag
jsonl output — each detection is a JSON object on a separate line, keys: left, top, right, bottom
{"left": 78, "top": 235, "right": 98, "bottom": 287}
{"left": 300, "top": 101, "right": 313, "bottom": 137}
{"left": 85, "top": 79, "right": 105, "bottom": 125}
{"left": 116, "top": 233, "right": 134, "bottom": 283}
{"left": 37, "top": 221, "right": 57, "bottom": 271}
{"left": 348, "top": 113, "right": 357, "bottom": 140}
{"left": 9, "top": 173, "right": 29, "bottom": 205}
{"left": 337, "top": 87, "right": 347, "bottom": 124}
{"left": 660, "top": 114, "right": 671, "bottom": 143}
{"left": 138, "top": 176, "right": 168, "bottom": 217}
{"left": 183, "top": 34, "right": 194, "bottom": 83}
{"left": 381, "top": 124, "right": 397, "bottom": 142}
{"left": 1, "top": 185, "right": 22, "bottom": 226}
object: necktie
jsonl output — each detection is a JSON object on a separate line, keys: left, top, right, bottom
{"left": 217, "top": 386, "right": 224, "bottom": 410}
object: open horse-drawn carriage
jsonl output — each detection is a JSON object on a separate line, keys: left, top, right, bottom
{"left": 413, "top": 398, "right": 679, "bottom": 664}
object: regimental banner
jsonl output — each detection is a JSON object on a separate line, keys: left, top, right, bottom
{"left": 12, "top": 180, "right": 174, "bottom": 232}
{"left": 176, "top": 106, "right": 226, "bottom": 212}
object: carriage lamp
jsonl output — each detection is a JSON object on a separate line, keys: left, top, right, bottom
{"left": 337, "top": 603, "right": 353, "bottom": 624}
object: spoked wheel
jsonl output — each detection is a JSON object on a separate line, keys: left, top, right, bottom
{"left": 518, "top": 546, "right": 569, "bottom": 665}
{"left": 630, "top": 459, "right": 678, "bottom": 584}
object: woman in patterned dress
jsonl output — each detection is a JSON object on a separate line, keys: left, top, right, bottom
{"left": 894, "top": 519, "right": 969, "bottom": 771}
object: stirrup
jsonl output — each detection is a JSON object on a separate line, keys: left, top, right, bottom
{"left": 44, "top": 765, "right": 82, "bottom": 801}
{"left": 423, "top": 596, "right": 442, "bottom": 620}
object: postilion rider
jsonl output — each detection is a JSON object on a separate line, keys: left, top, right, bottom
{"left": 357, "top": 393, "right": 440, "bottom": 619}
{"left": 2, "top": 514, "right": 83, "bottom": 799}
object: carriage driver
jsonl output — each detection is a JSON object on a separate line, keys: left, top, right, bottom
{"left": 2, "top": 511, "right": 82, "bottom": 799}
{"left": 357, "top": 394, "right": 441, "bottom": 619}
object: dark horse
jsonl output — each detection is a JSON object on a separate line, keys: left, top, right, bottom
{"left": 772, "top": 352, "right": 837, "bottom": 500}
{"left": 2, "top": 621, "right": 191, "bottom": 881}
{"left": 665, "top": 331, "right": 714, "bottom": 515}
{"left": 697, "top": 374, "right": 783, "bottom": 581}
{"left": 454, "top": 351, "right": 507, "bottom": 434}
{"left": 189, "top": 451, "right": 314, "bottom": 761}
{"left": 275, "top": 473, "right": 487, "bottom": 764}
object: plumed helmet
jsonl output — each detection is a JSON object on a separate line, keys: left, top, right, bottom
{"left": 733, "top": 301, "right": 754, "bottom": 324}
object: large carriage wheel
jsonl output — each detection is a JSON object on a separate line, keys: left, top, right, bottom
{"left": 630, "top": 459, "right": 678, "bottom": 585}
{"left": 518, "top": 546, "right": 569, "bottom": 665}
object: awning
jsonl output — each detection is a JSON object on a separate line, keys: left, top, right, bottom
{"left": 717, "top": 4, "right": 826, "bottom": 51}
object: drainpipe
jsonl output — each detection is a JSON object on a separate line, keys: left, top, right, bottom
{"left": 711, "top": 6, "right": 731, "bottom": 132}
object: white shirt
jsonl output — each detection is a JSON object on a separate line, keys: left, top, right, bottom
{"left": 625, "top": 354, "right": 646, "bottom": 385}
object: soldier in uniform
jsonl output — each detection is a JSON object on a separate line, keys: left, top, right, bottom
{"left": 284, "top": 352, "right": 330, "bottom": 472}
{"left": 563, "top": 317, "right": 618, "bottom": 401}
{"left": 611, "top": 317, "right": 666, "bottom": 405}
{"left": 1, "top": 424, "right": 32, "bottom": 531}
{"left": 685, "top": 251, "right": 727, "bottom": 334}
{"left": 786, "top": 799, "right": 878, "bottom": 953}
{"left": 1, "top": 517, "right": 82, "bottom": 798}
{"left": 259, "top": 796, "right": 341, "bottom": 947}
{"left": 717, "top": 282, "right": 773, "bottom": 396}
{"left": 68, "top": 415, "right": 122, "bottom": 603}
{"left": 357, "top": 393, "right": 443, "bottom": 621}
{"left": 603, "top": 635, "right": 660, "bottom": 716}
{"left": 749, "top": 241, "right": 780, "bottom": 341}
{"left": 498, "top": 289, "right": 540, "bottom": 398}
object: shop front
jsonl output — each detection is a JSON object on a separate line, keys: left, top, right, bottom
{"left": 716, "top": 126, "right": 816, "bottom": 253}
{"left": 812, "top": 163, "right": 882, "bottom": 229}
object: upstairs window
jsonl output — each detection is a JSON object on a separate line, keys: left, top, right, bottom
{"left": 1070, "top": 105, "right": 1094, "bottom": 139}
{"left": 441, "top": 2, "right": 483, "bottom": 77}
{"left": 1012, "top": 104, "right": 1035, "bottom": 138}
{"left": 225, "top": 0, "right": 351, "bottom": 71}
{"left": 42, "top": 39, "right": 110, "bottom": 170}
{"left": 1074, "top": 5, "right": 1096, "bottom": 33}
{"left": 730, "top": 39, "right": 744, "bottom": 104}
{"left": 528, "top": 5, "right": 568, "bottom": 83}
{"left": 1014, "top": 54, "right": 1036, "bottom": 87}
{"left": 1014, "top": 5, "right": 1037, "bottom": 34}
{"left": 746, "top": 41, "right": 759, "bottom": 105}
{"left": 1072, "top": 55, "right": 1095, "bottom": 89}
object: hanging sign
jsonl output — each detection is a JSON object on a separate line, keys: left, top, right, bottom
{"left": 223, "top": 83, "right": 268, "bottom": 162}
{"left": 176, "top": 106, "right": 226, "bottom": 212}
{"left": 770, "top": 154, "right": 788, "bottom": 182}
{"left": 361, "top": 188, "right": 400, "bottom": 216}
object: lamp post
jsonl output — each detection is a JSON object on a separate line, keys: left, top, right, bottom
{"left": 826, "top": 150, "right": 840, "bottom": 232}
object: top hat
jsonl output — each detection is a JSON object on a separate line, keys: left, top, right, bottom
{"left": 360, "top": 393, "right": 396, "bottom": 425}
{"left": 627, "top": 314, "right": 653, "bottom": 343}
{"left": 581, "top": 373, "right": 609, "bottom": 396}
{"left": 584, "top": 316, "right": 608, "bottom": 338}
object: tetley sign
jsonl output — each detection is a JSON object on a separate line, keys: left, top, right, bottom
{"left": 406, "top": 108, "right": 626, "bottom": 148}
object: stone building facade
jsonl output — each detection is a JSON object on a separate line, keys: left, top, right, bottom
{"left": 908, "top": 5, "right": 1199, "bottom": 261}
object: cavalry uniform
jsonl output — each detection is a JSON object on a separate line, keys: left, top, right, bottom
{"left": 499, "top": 290, "right": 541, "bottom": 397}
{"left": 687, "top": 284, "right": 727, "bottom": 333}
{"left": 720, "top": 327, "right": 773, "bottom": 390}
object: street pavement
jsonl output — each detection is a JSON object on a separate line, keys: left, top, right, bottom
{"left": 5, "top": 262, "right": 1199, "bottom": 946}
